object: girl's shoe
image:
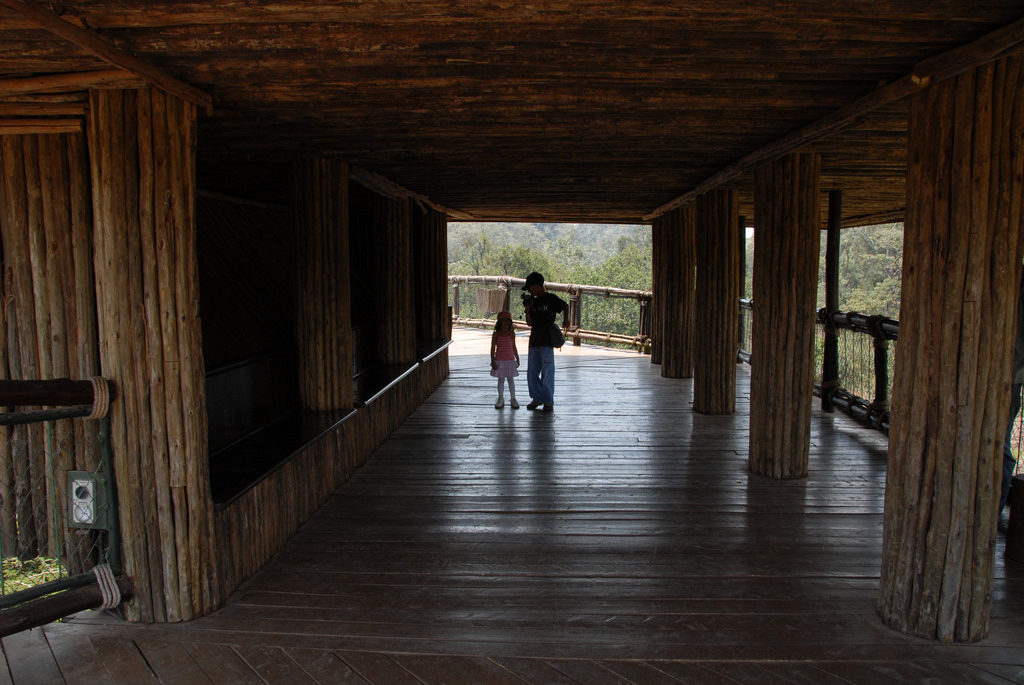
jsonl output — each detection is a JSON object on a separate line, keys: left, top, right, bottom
{"left": 494, "top": 398, "right": 504, "bottom": 409}
{"left": 510, "top": 398, "right": 520, "bottom": 409}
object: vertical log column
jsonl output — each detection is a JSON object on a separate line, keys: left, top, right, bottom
{"left": 650, "top": 215, "right": 666, "bottom": 366}
{"left": 294, "top": 158, "right": 353, "bottom": 410}
{"left": 749, "top": 153, "right": 821, "bottom": 478}
{"left": 878, "top": 57, "right": 1024, "bottom": 642}
{"left": 821, "top": 190, "right": 842, "bottom": 412}
{"left": 0, "top": 133, "right": 100, "bottom": 565}
{"left": 660, "top": 205, "right": 697, "bottom": 378}
{"left": 374, "top": 195, "right": 416, "bottom": 365}
{"left": 88, "top": 88, "right": 217, "bottom": 622}
{"left": 694, "top": 189, "right": 741, "bottom": 413}
{"left": 411, "top": 203, "right": 449, "bottom": 345}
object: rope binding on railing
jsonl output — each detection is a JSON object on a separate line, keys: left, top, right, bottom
{"left": 92, "top": 564, "right": 122, "bottom": 610}
{"left": 87, "top": 376, "right": 111, "bottom": 420}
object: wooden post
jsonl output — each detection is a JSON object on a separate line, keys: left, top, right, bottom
{"left": 659, "top": 205, "right": 697, "bottom": 378}
{"left": 293, "top": 158, "right": 353, "bottom": 410}
{"left": 749, "top": 153, "right": 822, "bottom": 478}
{"left": 694, "top": 189, "right": 741, "bottom": 413}
{"left": 879, "top": 56, "right": 1024, "bottom": 642}
{"left": 822, "top": 190, "right": 842, "bottom": 412}
{"left": 411, "top": 203, "right": 449, "bottom": 345}
{"left": 374, "top": 194, "right": 416, "bottom": 365}
{"left": 569, "top": 287, "right": 582, "bottom": 346}
{"left": 1, "top": 135, "right": 44, "bottom": 559}
{"left": 0, "top": 132, "right": 102, "bottom": 565}
{"left": 88, "top": 88, "right": 218, "bottom": 622}
{"left": 638, "top": 296, "right": 650, "bottom": 342}
{"left": 737, "top": 214, "right": 747, "bottom": 353}
{"left": 650, "top": 215, "right": 666, "bottom": 365}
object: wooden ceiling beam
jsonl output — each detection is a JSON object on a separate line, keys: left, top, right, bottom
{"left": 0, "top": 69, "right": 141, "bottom": 96}
{"left": 0, "top": 0, "right": 212, "bottom": 112}
{"left": 644, "top": 14, "right": 1024, "bottom": 221}
{"left": 350, "top": 165, "right": 477, "bottom": 220}
{"left": 0, "top": 118, "right": 81, "bottom": 134}
{"left": 0, "top": 102, "right": 87, "bottom": 116}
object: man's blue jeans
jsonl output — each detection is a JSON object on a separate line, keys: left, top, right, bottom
{"left": 527, "top": 346, "right": 555, "bottom": 404}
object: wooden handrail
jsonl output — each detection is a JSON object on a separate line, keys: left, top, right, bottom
{"left": 0, "top": 379, "right": 98, "bottom": 407}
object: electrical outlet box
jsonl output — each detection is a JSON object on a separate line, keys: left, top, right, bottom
{"left": 67, "top": 471, "right": 108, "bottom": 530}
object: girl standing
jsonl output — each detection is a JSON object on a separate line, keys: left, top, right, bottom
{"left": 490, "top": 311, "right": 521, "bottom": 408}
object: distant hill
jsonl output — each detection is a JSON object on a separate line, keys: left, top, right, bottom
{"left": 448, "top": 222, "right": 646, "bottom": 268}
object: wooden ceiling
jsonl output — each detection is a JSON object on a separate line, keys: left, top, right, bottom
{"left": 1, "top": 1, "right": 1023, "bottom": 224}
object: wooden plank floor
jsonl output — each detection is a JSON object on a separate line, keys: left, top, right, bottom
{"left": 9, "top": 327, "right": 1024, "bottom": 683}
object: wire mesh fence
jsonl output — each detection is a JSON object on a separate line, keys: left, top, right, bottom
{"left": 836, "top": 327, "right": 895, "bottom": 404}
{"left": 0, "top": 414, "right": 117, "bottom": 597}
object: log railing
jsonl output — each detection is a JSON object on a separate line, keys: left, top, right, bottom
{"left": 737, "top": 299, "right": 896, "bottom": 433}
{"left": 0, "top": 378, "right": 129, "bottom": 635}
{"left": 456, "top": 281, "right": 898, "bottom": 435}
{"left": 448, "top": 275, "right": 652, "bottom": 352}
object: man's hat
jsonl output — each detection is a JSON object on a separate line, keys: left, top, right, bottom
{"left": 522, "top": 271, "right": 544, "bottom": 290}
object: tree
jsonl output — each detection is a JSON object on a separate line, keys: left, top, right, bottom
{"left": 815, "top": 223, "right": 902, "bottom": 318}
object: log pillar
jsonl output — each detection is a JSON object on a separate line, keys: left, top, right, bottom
{"left": 658, "top": 205, "right": 697, "bottom": 378}
{"left": 0, "top": 132, "right": 99, "bottom": 566}
{"left": 878, "top": 56, "right": 1024, "bottom": 642}
{"left": 374, "top": 194, "right": 416, "bottom": 365}
{"left": 293, "top": 158, "right": 353, "bottom": 410}
{"left": 87, "top": 88, "right": 218, "bottom": 622}
{"left": 694, "top": 188, "right": 741, "bottom": 413}
{"left": 650, "top": 214, "right": 666, "bottom": 366}
{"left": 412, "top": 202, "right": 449, "bottom": 345}
{"left": 749, "top": 153, "right": 821, "bottom": 478}
{"left": 822, "top": 190, "right": 842, "bottom": 412}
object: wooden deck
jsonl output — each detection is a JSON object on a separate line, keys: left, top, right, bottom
{"left": 6, "top": 327, "right": 1024, "bottom": 684}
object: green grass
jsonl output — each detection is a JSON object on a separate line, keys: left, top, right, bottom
{"left": 1, "top": 556, "right": 63, "bottom": 596}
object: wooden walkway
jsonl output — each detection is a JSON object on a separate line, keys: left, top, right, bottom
{"left": 5, "top": 327, "right": 1024, "bottom": 683}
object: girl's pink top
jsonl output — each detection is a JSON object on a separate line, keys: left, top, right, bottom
{"left": 493, "top": 333, "right": 516, "bottom": 361}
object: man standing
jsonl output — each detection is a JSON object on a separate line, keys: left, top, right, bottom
{"left": 522, "top": 271, "right": 568, "bottom": 411}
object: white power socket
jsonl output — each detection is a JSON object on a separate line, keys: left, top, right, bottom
{"left": 71, "top": 478, "right": 96, "bottom": 525}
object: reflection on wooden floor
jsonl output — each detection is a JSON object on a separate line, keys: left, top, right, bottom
{"left": 7, "top": 327, "right": 1024, "bottom": 683}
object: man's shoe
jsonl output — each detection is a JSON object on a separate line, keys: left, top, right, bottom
{"left": 494, "top": 398, "right": 504, "bottom": 409}
{"left": 527, "top": 401, "right": 541, "bottom": 410}
{"left": 510, "top": 398, "right": 520, "bottom": 409}
{"left": 542, "top": 403, "right": 553, "bottom": 411}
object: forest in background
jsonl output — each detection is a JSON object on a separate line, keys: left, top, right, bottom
{"left": 448, "top": 222, "right": 652, "bottom": 335}
{"left": 449, "top": 221, "right": 903, "bottom": 334}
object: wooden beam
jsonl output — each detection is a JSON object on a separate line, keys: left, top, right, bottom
{"left": 0, "top": 0, "right": 211, "bottom": 112}
{"left": 644, "top": 14, "right": 1024, "bottom": 221}
{"left": 350, "top": 165, "right": 477, "bottom": 220}
{"left": 0, "top": 69, "right": 141, "bottom": 96}
{"left": 0, "top": 118, "right": 81, "bottom": 135}
{"left": 0, "top": 102, "right": 86, "bottom": 116}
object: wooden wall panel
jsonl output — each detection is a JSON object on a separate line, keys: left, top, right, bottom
{"left": 213, "top": 354, "right": 448, "bottom": 598}
{"left": 879, "top": 56, "right": 1024, "bottom": 642}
